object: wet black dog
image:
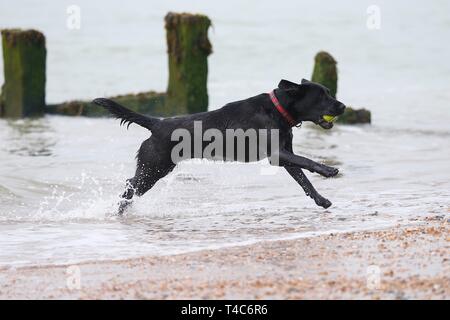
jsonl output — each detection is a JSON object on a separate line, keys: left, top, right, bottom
{"left": 93, "top": 79, "right": 345, "bottom": 214}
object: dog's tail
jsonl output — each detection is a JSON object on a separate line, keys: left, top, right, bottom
{"left": 92, "top": 98, "right": 161, "bottom": 131}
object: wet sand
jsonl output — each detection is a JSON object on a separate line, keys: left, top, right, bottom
{"left": 0, "top": 216, "right": 448, "bottom": 299}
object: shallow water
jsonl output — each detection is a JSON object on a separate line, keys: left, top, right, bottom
{"left": 1, "top": 0, "right": 450, "bottom": 266}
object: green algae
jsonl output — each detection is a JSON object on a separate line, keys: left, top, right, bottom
{"left": 46, "top": 91, "right": 166, "bottom": 117}
{"left": 311, "top": 51, "right": 337, "bottom": 98}
{"left": 337, "top": 107, "right": 371, "bottom": 124}
{"left": 164, "top": 12, "right": 211, "bottom": 115}
{"left": 1, "top": 29, "right": 46, "bottom": 118}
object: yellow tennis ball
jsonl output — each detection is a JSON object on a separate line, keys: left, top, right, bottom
{"left": 323, "top": 115, "right": 336, "bottom": 123}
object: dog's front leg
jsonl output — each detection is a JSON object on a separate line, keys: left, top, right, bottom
{"left": 272, "top": 149, "right": 339, "bottom": 178}
{"left": 284, "top": 166, "right": 332, "bottom": 209}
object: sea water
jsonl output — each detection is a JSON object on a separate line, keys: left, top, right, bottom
{"left": 0, "top": 0, "right": 449, "bottom": 266}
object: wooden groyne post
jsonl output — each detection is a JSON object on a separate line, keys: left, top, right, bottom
{"left": 164, "top": 12, "right": 212, "bottom": 115}
{"left": 0, "top": 29, "right": 46, "bottom": 118}
{"left": 311, "top": 51, "right": 337, "bottom": 98}
{"left": 311, "top": 50, "right": 371, "bottom": 124}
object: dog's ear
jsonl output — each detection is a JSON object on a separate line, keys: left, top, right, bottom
{"left": 301, "top": 78, "right": 310, "bottom": 84}
{"left": 278, "top": 79, "right": 304, "bottom": 97}
{"left": 278, "top": 79, "right": 300, "bottom": 91}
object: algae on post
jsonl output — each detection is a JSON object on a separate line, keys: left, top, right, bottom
{"left": 311, "top": 51, "right": 337, "bottom": 98}
{"left": 46, "top": 91, "right": 167, "bottom": 117}
{"left": 311, "top": 51, "right": 371, "bottom": 124}
{"left": 164, "top": 12, "right": 212, "bottom": 115}
{"left": 1, "top": 29, "right": 46, "bottom": 118}
{"left": 337, "top": 107, "right": 371, "bottom": 124}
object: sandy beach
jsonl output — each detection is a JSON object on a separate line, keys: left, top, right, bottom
{"left": 0, "top": 215, "right": 448, "bottom": 300}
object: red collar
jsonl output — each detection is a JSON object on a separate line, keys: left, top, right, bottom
{"left": 269, "top": 90, "right": 297, "bottom": 127}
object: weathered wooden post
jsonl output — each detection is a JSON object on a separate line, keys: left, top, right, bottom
{"left": 0, "top": 29, "right": 46, "bottom": 118}
{"left": 311, "top": 51, "right": 337, "bottom": 98}
{"left": 164, "top": 12, "right": 212, "bottom": 115}
{"left": 311, "top": 51, "right": 371, "bottom": 124}
{"left": 336, "top": 107, "right": 371, "bottom": 124}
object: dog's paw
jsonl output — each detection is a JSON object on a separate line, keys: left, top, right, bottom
{"left": 117, "top": 199, "right": 132, "bottom": 216}
{"left": 317, "top": 165, "right": 339, "bottom": 178}
{"left": 328, "top": 167, "right": 339, "bottom": 177}
{"left": 314, "top": 196, "right": 332, "bottom": 209}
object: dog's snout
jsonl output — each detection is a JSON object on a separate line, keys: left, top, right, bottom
{"left": 337, "top": 103, "right": 346, "bottom": 114}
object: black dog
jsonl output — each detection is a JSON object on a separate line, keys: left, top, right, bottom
{"left": 93, "top": 79, "right": 345, "bottom": 214}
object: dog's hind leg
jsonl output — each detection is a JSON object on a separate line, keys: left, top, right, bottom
{"left": 117, "top": 162, "right": 175, "bottom": 215}
{"left": 285, "top": 166, "right": 332, "bottom": 209}
{"left": 116, "top": 136, "right": 176, "bottom": 215}
{"left": 117, "top": 167, "right": 174, "bottom": 215}
{"left": 134, "top": 163, "right": 176, "bottom": 197}
{"left": 117, "top": 177, "right": 138, "bottom": 215}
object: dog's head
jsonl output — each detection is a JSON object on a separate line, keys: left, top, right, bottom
{"left": 277, "top": 79, "right": 346, "bottom": 129}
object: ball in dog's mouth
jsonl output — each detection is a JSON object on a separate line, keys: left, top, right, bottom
{"left": 323, "top": 115, "right": 336, "bottom": 122}
{"left": 317, "top": 115, "right": 337, "bottom": 129}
